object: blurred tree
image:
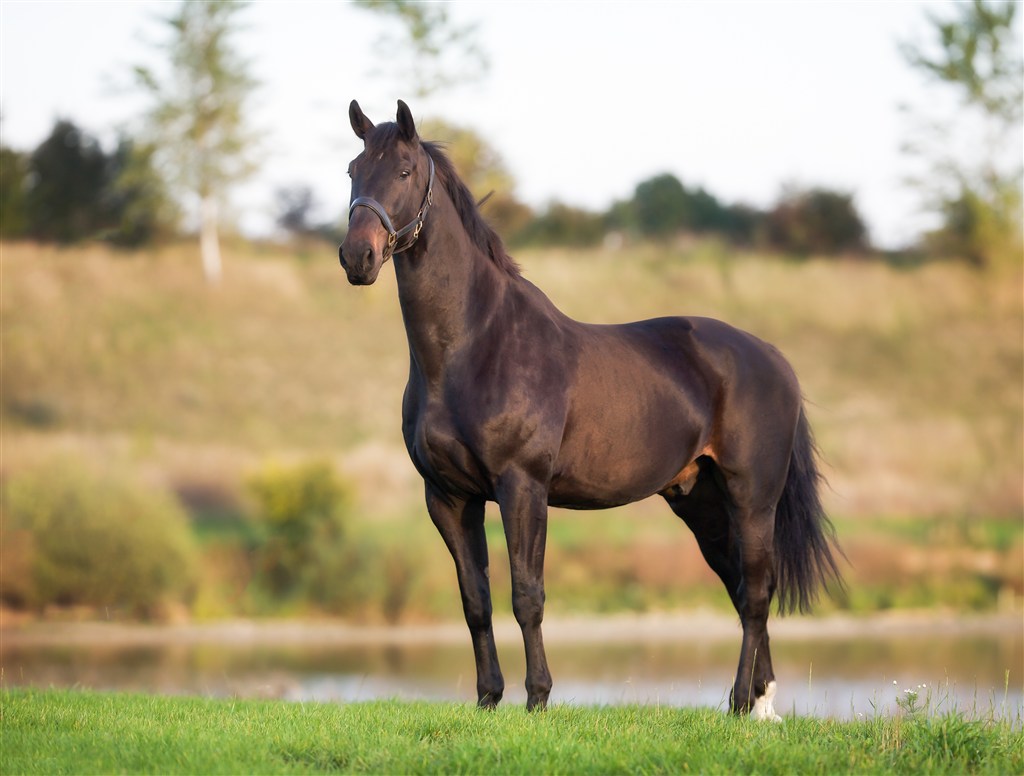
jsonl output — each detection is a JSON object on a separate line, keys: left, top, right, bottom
{"left": 103, "top": 138, "right": 180, "bottom": 248}
{"left": 626, "top": 173, "right": 737, "bottom": 240}
{"left": 133, "top": 0, "right": 260, "bottom": 282}
{"left": 632, "top": 173, "right": 688, "bottom": 238}
{"left": 718, "top": 203, "right": 763, "bottom": 246}
{"left": 23, "top": 120, "right": 111, "bottom": 243}
{"left": 275, "top": 185, "right": 318, "bottom": 237}
{"left": 762, "top": 186, "right": 868, "bottom": 255}
{"left": 901, "top": 0, "right": 1022, "bottom": 122}
{"left": 15, "top": 119, "right": 177, "bottom": 247}
{"left": 418, "top": 118, "right": 532, "bottom": 238}
{"left": 0, "top": 145, "right": 29, "bottom": 238}
{"left": 275, "top": 185, "right": 347, "bottom": 247}
{"left": 900, "top": 0, "right": 1022, "bottom": 266}
{"left": 513, "top": 201, "right": 605, "bottom": 248}
{"left": 355, "top": 0, "right": 490, "bottom": 98}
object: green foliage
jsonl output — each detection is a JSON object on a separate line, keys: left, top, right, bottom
{"left": 763, "top": 186, "right": 869, "bottom": 255}
{"left": 4, "top": 120, "right": 175, "bottom": 246}
{"left": 513, "top": 201, "right": 606, "bottom": 248}
{"left": 0, "top": 146, "right": 29, "bottom": 237}
{"left": 247, "top": 459, "right": 351, "bottom": 603}
{"left": 900, "top": 0, "right": 1023, "bottom": 267}
{"left": 1, "top": 457, "right": 198, "bottom": 617}
{"left": 103, "top": 137, "right": 180, "bottom": 247}
{"left": 243, "top": 461, "right": 433, "bottom": 621}
{"left": 902, "top": 0, "right": 1022, "bottom": 122}
{"left": 631, "top": 173, "right": 691, "bottom": 237}
{"left": 418, "top": 118, "right": 532, "bottom": 239}
{"left": 4, "top": 690, "right": 1022, "bottom": 775}
{"left": 608, "top": 172, "right": 765, "bottom": 247}
{"left": 23, "top": 120, "right": 112, "bottom": 243}
{"left": 921, "top": 176, "right": 1023, "bottom": 267}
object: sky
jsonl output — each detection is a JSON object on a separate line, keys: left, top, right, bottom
{"left": 0, "top": 1, "right": 1011, "bottom": 248}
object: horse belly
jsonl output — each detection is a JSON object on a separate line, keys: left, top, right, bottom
{"left": 548, "top": 398, "right": 704, "bottom": 509}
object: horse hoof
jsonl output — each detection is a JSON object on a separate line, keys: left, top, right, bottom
{"left": 751, "top": 680, "right": 783, "bottom": 722}
{"left": 477, "top": 693, "right": 501, "bottom": 710}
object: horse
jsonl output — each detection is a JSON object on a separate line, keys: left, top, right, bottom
{"left": 339, "top": 100, "right": 843, "bottom": 720}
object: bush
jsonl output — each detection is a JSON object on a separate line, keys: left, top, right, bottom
{"left": 245, "top": 460, "right": 430, "bottom": 622}
{"left": 762, "top": 186, "right": 868, "bottom": 255}
{"left": 247, "top": 459, "right": 352, "bottom": 604}
{"left": 1, "top": 457, "right": 199, "bottom": 618}
{"left": 512, "top": 201, "right": 606, "bottom": 247}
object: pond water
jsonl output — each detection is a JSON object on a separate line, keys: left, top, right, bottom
{"left": 3, "top": 614, "right": 1021, "bottom": 722}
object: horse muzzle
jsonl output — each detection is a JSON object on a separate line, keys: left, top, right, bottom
{"left": 338, "top": 237, "right": 384, "bottom": 286}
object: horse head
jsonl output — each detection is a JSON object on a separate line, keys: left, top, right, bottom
{"left": 339, "top": 100, "right": 434, "bottom": 285}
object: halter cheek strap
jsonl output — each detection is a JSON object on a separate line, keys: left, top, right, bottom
{"left": 349, "top": 156, "right": 435, "bottom": 260}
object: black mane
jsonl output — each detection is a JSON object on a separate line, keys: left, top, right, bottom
{"left": 421, "top": 140, "right": 520, "bottom": 277}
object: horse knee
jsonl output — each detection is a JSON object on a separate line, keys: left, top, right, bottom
{"left": 461, "top": 590, "right": 493, "bottom": 633}
{"left": 511, "top": 582, "right": 545, "bottom": 627}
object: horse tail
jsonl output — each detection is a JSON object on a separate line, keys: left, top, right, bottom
{"left": 773, "top": 404, "right": 844, "bottom": 615}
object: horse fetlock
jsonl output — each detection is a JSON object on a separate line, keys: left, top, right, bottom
{"left": 750, "top": 680, "right": 783, "bottom": 722}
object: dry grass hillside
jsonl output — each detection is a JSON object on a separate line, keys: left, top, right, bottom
{"left": 3, "top": 240, "right": 1021, "bottom": 616}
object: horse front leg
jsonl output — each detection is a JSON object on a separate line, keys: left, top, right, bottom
{"left": 424, "top": 485, "right": 504, "bottom": 709}
{"left": 496, "top": 471, "right": 552, "bottom": 711}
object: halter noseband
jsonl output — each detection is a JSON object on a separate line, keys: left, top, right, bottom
{"left": 348, "top": 155, "right": 435, "bottom": 260}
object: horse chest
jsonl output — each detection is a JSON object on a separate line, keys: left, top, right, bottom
{"left": 405, "top": 403, "right": 488, "bottom": 498}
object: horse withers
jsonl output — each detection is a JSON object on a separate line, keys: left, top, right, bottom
{"left": 339, "top": 100, "right": 843, "bottom": 720}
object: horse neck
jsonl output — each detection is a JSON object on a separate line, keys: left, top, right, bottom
{"left": 393, "top": 191, "right": 510, "bottom": 380}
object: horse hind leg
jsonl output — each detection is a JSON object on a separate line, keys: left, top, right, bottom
{"left": 718, "top": 463, "right": 784, "bottom": 721}
{"left": 729, "top": 500, "right": 782, "bottom": 721}
{"left": 661, "top": 458, "right": 781, "bottom": 721}
{"left": 662, "top": 457, "right": 743, "bottom": 613}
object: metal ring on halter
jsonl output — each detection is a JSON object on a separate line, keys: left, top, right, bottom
{"left": 349, "top": 156, "right": 435, "bottom": 260}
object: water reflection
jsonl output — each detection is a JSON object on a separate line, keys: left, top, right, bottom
{"left": 3, "top": 617, "right": 1021, "bottom": 721}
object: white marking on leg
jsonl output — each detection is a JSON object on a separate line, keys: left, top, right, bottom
{"left": 751, "top": 680, "right": 783, "bottom": 722}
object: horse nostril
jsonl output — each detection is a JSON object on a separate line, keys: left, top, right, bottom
{"left": 338, "top": 244, "right": 347, "bottom": 267}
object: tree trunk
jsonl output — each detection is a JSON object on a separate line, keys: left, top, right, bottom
{"left": 199, "top": 195, "right": 222, "bottom": 284}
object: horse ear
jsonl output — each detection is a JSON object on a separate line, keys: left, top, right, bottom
{"left": 396, "top": 100, "right": 418, "bottom": 143}
{"left": 350, "top": 100, "right": 374, "bottom": 140}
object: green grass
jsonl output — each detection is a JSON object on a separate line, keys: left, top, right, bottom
{"left": 2, "top": 689, "right": 1021, "bottom": 775}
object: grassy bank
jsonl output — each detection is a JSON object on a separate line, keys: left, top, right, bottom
{"left": 5, "top": 240, "right": 1021, "bottom": 518}
{"left": 3, "top": 689, "right": 1022, "bottom": 775}
{"left": 2, "top": 240, "right": 1021, "bottom": 620}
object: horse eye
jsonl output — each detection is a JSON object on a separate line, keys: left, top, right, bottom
{"left": 399, "top": 169, "right": 411, "bottom": 179}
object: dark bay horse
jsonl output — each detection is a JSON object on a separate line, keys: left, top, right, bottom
{"left": 339, "top": 100, "right": 842, "bottom": 720}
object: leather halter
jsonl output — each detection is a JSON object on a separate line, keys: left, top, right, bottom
{"left": 348, "top": 156, "right": 435, "bottom": 260}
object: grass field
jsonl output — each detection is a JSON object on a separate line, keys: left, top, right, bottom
{"left": 3, "top": 689, "right": 1021, "bottom": 775}
{"left": 2, "top": 239, "right": 1021, "bottom": 619}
